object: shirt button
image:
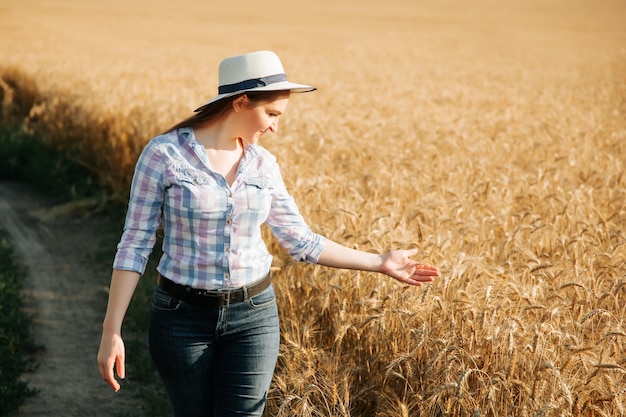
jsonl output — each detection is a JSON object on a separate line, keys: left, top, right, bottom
{"left": 225, "top": 246, "right": 230, "bottom": 252}
{"left": 225, "top": 273, "right": 230, "bottom": 279}
{"left": 226, "top": 219, "right": 232, "bottom": 225}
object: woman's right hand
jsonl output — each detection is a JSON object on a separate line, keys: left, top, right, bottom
{"left": 97, "top": 330, "right": 126, "bottom": 392}
{"left": 97, "top": 269, "right": 141, "bottom": 391}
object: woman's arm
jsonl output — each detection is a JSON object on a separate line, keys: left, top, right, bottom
{"left": 97, "top": 269, "right": 141, "bottom": 392}
{"left": 317, "top": 239, "right": 439, "bottom": 286}
{"left": 261, "top": 155, "right": 439, "bottom": 284}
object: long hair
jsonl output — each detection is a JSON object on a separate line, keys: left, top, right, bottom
{"left": 164, "top": 90, "right": 291, "bottom": 134}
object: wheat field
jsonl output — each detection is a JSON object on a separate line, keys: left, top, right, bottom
{"left": 1, "top": 0, "right": 626, "bottom": 415}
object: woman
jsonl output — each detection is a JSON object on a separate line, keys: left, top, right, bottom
{"left": 97, "top": 50, "right": 440, "bottom": 417}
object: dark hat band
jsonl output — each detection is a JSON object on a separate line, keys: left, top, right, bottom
{"left": 218, "top": 73, "right": 287, "bottom": 94}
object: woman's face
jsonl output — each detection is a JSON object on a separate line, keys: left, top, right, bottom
{"left": 235, "top": 95, "right": 290, "bottom": 145}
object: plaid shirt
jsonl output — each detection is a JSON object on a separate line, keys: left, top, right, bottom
{"left": 113, "top": 127, "right": 325, "bottom": 290}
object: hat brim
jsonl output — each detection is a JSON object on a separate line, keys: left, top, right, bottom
{"left": 194, "top": 81, "right": 315, "bottom": 112}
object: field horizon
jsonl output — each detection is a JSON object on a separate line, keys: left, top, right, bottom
{"left": 1, "top": 0, "right": 625, "bottom": 415}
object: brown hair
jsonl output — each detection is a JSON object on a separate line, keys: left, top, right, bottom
{"left": 165, "top": 90, "right": 291, "bottom": 134}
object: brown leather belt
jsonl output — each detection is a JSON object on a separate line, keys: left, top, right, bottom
{"left": 157, "top": 272, "right": 272, "bottom": 307}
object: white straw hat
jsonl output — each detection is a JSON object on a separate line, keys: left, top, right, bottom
{"left": 194, "top": 51, "right": 315, "bottom": 112}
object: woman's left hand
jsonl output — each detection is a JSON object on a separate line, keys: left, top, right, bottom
{"left": 379, "top": 249, "right": 440, "bottom": 286}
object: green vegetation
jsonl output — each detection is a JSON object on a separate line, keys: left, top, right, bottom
{"left": 0, "top": 126, "right": 100, "bottom": 201}
{"left": 0, "top": 238, "right": 39, "bottom": 416}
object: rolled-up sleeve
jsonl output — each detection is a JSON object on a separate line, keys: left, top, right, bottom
{"left": 113, "top": 141, "right": 165, "bottom": 274}
{"left": 265, "top": 161, "right": 325, "bottom": 263}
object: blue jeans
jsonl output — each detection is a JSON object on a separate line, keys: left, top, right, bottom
{"left": 148, "top": 284, "right": 281, "bottom": 417}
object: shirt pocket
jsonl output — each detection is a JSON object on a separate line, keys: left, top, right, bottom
{"left": 171, "top": 169, "right": 223, "bottom": 214}
{"left": 241, "top": 174, "right": 272, "bottom": 212}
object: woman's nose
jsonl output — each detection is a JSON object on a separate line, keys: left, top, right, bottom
{"left": 269, "top": 120, "right": 279, "bottom": 133}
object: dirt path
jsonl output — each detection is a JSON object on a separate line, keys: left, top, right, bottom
{"left": 0, "top": 182, "right": 136, "bottom": 416}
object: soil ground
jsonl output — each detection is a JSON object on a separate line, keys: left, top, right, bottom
{"left": 0, "top": 181, "right": 137, "bottom": 416}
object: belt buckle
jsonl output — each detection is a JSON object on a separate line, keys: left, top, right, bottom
{"left": 212, "top": 287, "right": 232, "bottom": 307}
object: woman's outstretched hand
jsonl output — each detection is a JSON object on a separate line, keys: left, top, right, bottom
{"left": 379, "top": 249, "right": 440, "bottom": 286}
